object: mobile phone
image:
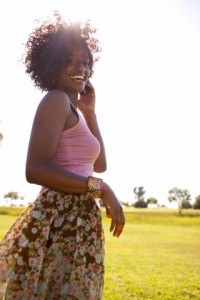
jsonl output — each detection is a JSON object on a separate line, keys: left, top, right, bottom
{"left": 80, "top": 88, "right": 86, "bottom": 95}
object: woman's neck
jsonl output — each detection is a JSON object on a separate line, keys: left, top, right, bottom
{"left": 57, "top": 88, "right": 79, "bottom": 108}
{"left": 68, "top": 93, "right": 79, "bottom": 108}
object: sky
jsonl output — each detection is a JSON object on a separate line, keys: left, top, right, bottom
{"left": 0, "top": 0, "right": 200, "bottom": 205}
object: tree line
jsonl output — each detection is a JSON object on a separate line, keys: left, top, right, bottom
{"left": 3, "top": 188, "right": 200, "bottom": 214}
{"left": 132, "top": 186, "right": 200, "bottom": 214}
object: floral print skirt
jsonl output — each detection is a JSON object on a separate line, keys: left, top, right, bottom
{"left": 0, "top": 191, "right": 105, "bottom": 300}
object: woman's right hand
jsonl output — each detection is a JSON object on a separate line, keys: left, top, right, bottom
{"left": 101, "top": 183, "right": 125, "bottom": 238}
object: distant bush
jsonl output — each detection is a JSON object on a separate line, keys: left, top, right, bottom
{"left": 134, "top": 200, "right": 148, "bottom": 208}
{"left": 121, "top": 202, "right": 130, "bottom": 207}
{"left": 147, "top": 197, "right": 158, "bottom": 205}
{"left": 193, "top": 195, "right": 200, "bottom": 210}
{"left": 181, "top": 200, "right": 192, "bottom": 209}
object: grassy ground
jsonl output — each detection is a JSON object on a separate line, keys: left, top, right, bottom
{"left": 1, "top": 207, "right": 200, "bottom": 299}
{"left": 103, "top": 208, "right": 200, "bottom": 300}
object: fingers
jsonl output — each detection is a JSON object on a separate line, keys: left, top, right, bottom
{"left": 86, "top": 80, "right": 93, "bottom": 89}
{"left": 109, "top": 206, "right": 125, "bottom": 238}
{"left": 112, "top": 223, "right": 125, "bottom": 238}
{"left": 85, "top": 80, "right": 95, "bottom": 94}
{"left": 101, "top": 183, "right": 125, "bottom": 237}
{"left": 106, "top": 207, "right": 111, "bottom": 218}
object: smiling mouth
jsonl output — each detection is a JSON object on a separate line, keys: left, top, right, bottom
{"left": 70, "top": 75, "right": 85, "bottom": 81}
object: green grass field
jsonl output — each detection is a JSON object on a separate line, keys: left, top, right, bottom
{"left": 1, "top": 207, "right": 200, "bottom": 299}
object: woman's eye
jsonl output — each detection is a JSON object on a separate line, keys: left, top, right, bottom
{"left": 68, "top": 59, "right": 90, "bottom": 67}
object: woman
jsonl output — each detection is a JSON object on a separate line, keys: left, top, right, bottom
{"left": 0, "top": 13, "right": 125, "bottom": 300}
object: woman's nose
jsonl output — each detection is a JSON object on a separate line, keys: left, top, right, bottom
{"left": 76, "top": 61, "right": 84, "bottom": 68}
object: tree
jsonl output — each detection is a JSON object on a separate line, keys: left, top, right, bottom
{"left": 133, "top": 186, "right": 147, "bottom": 208}
{"left": 4, "top": 191, "right": 19, "bottom": 200}
{"left": 133, "top": 186, "right": 146, "bottom": 202}
{"left": 168, "top": 187, "right": 192, "bottom": 215}
{"left": 181, "top": 199, "right": 192, "bottom": 209}
{"left": 193, "top": 195, "right": 200, "bottom": 210}
{"left": 147, "top": 197, "right": 158, "bottom": 205}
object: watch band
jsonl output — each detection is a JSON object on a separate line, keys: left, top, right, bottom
{"left": 87, "top": 176, "right": 103, "bottom": 199}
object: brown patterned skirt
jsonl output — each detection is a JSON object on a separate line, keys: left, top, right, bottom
{"left": 0, "top": 191, "right": 105, "bottom": 300}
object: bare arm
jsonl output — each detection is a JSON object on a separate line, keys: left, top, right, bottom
{"left": 26, "top": 90, "right": 88, "bottom": 194}
{"left": 26, "top": 89, "right": 124, "bottom": 237}
{"left": 78, "top": 81, "right": 125, "bottom": 237}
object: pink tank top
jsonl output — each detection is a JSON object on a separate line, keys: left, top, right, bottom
{"left": 40, "top": 111, "right": 100, "bottom": 194}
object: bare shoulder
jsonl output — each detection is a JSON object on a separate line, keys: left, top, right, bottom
{"left": 32, "top": 90, "right": 72, "bottom": 133}
{"left": 38, "top": 90, "right": 71, "bottom": 113}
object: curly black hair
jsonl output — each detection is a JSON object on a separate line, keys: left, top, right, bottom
{"left": 24, "top": 12, "right": 101, "bottom": 91}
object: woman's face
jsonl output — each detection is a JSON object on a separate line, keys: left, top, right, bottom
{"left": 58, "top": 49, "right": 91, "bottom": 94}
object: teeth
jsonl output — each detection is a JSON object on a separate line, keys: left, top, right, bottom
{"left": 70, "top": 75, "right": 84, "bottom": 80}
